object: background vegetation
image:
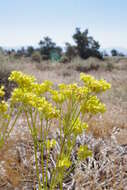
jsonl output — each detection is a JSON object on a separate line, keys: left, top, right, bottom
{"left": 2, "top": 28, "right": 125, "bottom": 64}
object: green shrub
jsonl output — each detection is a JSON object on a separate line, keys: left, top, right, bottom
{"left": 60, "top": 55, "right": 69, "bottom": 63}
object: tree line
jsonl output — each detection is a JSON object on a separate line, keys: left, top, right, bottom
{"left": 1, "top": 28, "right": 125, "bottom": 62}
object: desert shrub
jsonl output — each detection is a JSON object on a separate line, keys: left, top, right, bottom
{"left": 76, "top": 62, "right": 99, "bottom": 72}
{"left": 36, "top": 61, "right": 52, "bottom": 71}
{"left": 106, "top": 62, "right": 114, "bottom": 71}
{"left": 62, "top": 69, "right": 71, "bottom": 77}
{"left": 8, "top": 71, "right": 111, "bottom": 189}
{"left": 0, "top": 62, "right": 16, "bottom": 99}
{"left": 31, "top": 51, "right": 41, "bottom": 63}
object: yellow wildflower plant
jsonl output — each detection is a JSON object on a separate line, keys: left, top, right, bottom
{"left": 6, "top": 70, "right": 111, "bottom": 189}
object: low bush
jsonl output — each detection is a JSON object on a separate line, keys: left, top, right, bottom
{"left": 0, "top": 61, "right": 16, "bottom": 99}
{"left": 31, "top": 51, "right": 41, "bottom": 63}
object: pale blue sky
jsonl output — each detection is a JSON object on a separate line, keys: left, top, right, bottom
{"left": 0, "top": 0, "right": 127, "bottom": 49}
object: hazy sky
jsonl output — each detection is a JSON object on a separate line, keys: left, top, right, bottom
{"left": 0, "top": 0, "right": 127, "bottom": 49}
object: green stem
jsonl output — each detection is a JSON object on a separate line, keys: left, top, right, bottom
{"left": 5, "top": 108, "right": 22, "bottom": 140}
{"left": 25, "top": 110, "right": 42, "bottom": 189}
{"left": 44, "top": 120, "right": 49, "bottom": 190}
{"left": 39, "top": 117, "right": 45, "bottom": 189}
{"left": 33, "top": 138, "right": 42, "bottom": 189}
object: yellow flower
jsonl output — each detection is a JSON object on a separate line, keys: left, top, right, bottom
{"left": 72, "top": 118, "right": 88, "bottom": 135}
{"left": 77, "top": 145, "right": 92, "bottom": 160}
{"left": 81, "top": 95, "right": 106, "bottom": 114}
{"left": 75, "top": 86, "right": 89, "bottom": 101}
{"left": 0, "top": 101, "right": 8, "bottom": 113}
{"left": 9, "top": 71, "right": 36, "bottom": 89}
{"left": 0, "top": 86, "right": 5, "bottom": 97}
{"left": 58, "top": 157, "right": 71, "bottom": 168}
{"left": 46, "top": 139, "right": 56, "bottom": 150}
{"left": 80, "top": 73, "right": 95, "bottom": 84}
{"left": 32, "top": 80, "right": 53, "bottom": 95}
{"left": 58, "top": 83, "right": 78, "bottom": 99}
{"left": 51, "top": 90, "right": 65, "bottom": 104}
{"left": 38, "top": 100, "right": 60, "bottom": 120}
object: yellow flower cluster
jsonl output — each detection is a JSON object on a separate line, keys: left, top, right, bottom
{"left": 50, "top": 83, "right": 79, "bottom": 104}
{"left": 9, "top": 71, "right": 36, "bottom": 89}
{"left": 58, "top": 156, "right": 71, "bottom": 168}
{"left": 0, "top": 100, "right": 8, "bottom": 114}
{"left": 0, "top": 86, "right": 8, "bottom": 118}
{"left": 32, "top": 80, "right": 53, "bottom": 96}
{"left": 9, "top": 71, "right": 111, "bottom": 120}
{"left": 72, "top": 118, "right": 88, "bottom": 135}
{"left": 77, "top": 145, "right": 92, "bottom": 161}
{"left": 50, "top": 90, "right": 65, "bottom": 104}
{"left": 38, "top": 101, "right": 59, "bottom": 120}
{"left": 46, "top": 139, "right": 56, "bottom": 150}
{"left": 81, "top": 95, "right": 106, "bottom": 114}
{"left": 75, "top": 86, "right": 89, "bottom": 101}
{"left": 9, "top": 71, "right": 59, "bottom": 120}
{"left": 80, "top": 73, "right": 111, "bottom": 93}
{"left": 9, "top": 71, "right": 52, "bottom": 95}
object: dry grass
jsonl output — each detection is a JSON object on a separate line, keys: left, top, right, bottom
{"left": 0, "top": 54, "right": 127, "bottom": 189}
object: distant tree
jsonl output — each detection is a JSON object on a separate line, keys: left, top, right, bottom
{"left": 65, "top": 42, "right": 77, "bottom": 60}
{"left": 39, "top": 37, "right": 56, "bottom": 59}
{"left": 72, "top": 28, "right": 102, "bottom": 59}
{"left": 27, "top": 46, "right": 34, "bottom": 57}
{"left": 11, "top": 49, "right": 16, "bottom": 53}
{"left": 16, "top": 47, "right": 27, "bottom": 57}
{"left": 118, "top": 52, "right": 125, "bottom": 57}
{"left": 111, "top": 49, "right": 118, "bottom": 56}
